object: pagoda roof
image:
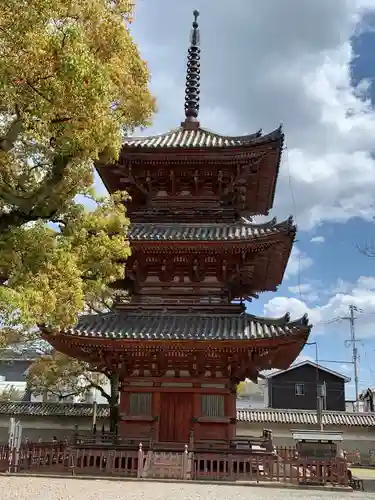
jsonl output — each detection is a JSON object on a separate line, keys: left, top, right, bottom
{"left": 129, "top": 217, "right": 295, "bottom": 242}
{"left": 56, "top": 311, "right": 311, "bottom": 342}
{"left": 122, "top": 126, "right": 282, "bottom": 151}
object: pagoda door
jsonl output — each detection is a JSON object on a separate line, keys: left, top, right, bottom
{"left": 159, "top": 392, "right": 193, "bottom": 443}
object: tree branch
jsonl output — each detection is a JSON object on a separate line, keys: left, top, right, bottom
{"left": 26, "top": 80, "right": 53, "bottom": 104}
{"left": 0, "top": 153, "right": 73, "bottom": 232}
{"left": 84, "top": 376, "right": 110, "bottom": 402}
{"left": 0, "top": 108, "right": 23, "bottom": 152}
{"left": 51, "top": 117, "right": 72, "bottom": 124}
{"left": 37, "top": 388, "right": 80, "bottom": 400}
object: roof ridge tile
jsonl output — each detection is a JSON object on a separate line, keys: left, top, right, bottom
{"left": 122, "top": 126, "right": 283, "bottom": 150}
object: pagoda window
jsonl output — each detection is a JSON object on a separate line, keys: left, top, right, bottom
{"left": 128, "top": 392, "right": 152, "bottom": 416}
{"left": 201, "top": 394, "right": 225, "bottom": 417}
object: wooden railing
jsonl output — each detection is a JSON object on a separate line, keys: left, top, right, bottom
{"left": 0, "top": 444, "right": 10, "bottom": 472}
{"left": 0, "top": 441, "right": 349, "bottom": 486}
{"left": 193, "top": 453, "right": 348, "bottom": 486}
{"left": 70, "top": 448, "right": 141, "bottom": 477}
{"left": 72, "top": 432, "right": 152, "bottom": 450}
{"left": 16, "top": 446, "right": 71, "bottom": 473}
{"left": 2, "top": 443, "right": 141, "bottom": 477}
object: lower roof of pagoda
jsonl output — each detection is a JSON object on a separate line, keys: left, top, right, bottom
{"left": 121, "top": 125, "right": 282, "bottom": 151}
{"left": 128, "top": 217, "right": 295, "bottom": 243}
{"left": 46, "top": 311, "right": 311, "bottom": 343}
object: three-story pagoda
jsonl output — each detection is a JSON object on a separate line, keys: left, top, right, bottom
{"left": 46, "top": 11, "right": 311, "bottom": 445}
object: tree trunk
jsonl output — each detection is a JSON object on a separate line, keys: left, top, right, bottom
{"left": 109, "top": 372, "right": 120, "bottom": 434}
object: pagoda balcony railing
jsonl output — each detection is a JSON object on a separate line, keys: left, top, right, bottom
{"left": 122, "top": 296, "right": 229, "bottom": 304}
{"left": 71, "top": 431, "right": 153, "bottom": 451}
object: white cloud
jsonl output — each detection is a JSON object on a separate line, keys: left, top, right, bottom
{"left": 264, "top": 275, "right": 375, "bottom": 337}
{"left": 288, "top": 283, "right": 314, "bottom": 294}
{"left": 284, "top": 246, "right": 313, "bottom": 279}
{"left": 288, "top": 283, "right": 319, "bottom": 302}
{"left": 310, "top": 236, "right": 325, "bottom": 244}
{"left": 125, "top": 1, "right": 375, "bottom": 230}
{"left": 264, "top": 296, "right": 322, "bottom": 325}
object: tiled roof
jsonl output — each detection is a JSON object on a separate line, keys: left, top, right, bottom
{"left": 0, "top": 402, "right": 109, "bottom": 418}
{"left": 1, "top": 403, "right": 374, "bottom": 427}
{"left": 61, "top": 312, "right": 310, "bottom": 341}
{"left": 129, "top": 218, "right": 295, "bottom": 242}
{"left": 265, "top": 360, "right": 351, "bottom": 383}
{"left": 237, "top": 408, "right": 375, "bottom": 427}
{"left": 122, "top": 126, "right": 282, "bottom": 150}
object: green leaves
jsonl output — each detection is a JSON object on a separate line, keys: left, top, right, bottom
{"left": 0, "top": 1, "right": 153, "bottom": 339}
{"left": 0, "top": 192, "right": 130, "bottom": 330}
{"left": 26, "top": 351, "right": 108, "bottom": 401}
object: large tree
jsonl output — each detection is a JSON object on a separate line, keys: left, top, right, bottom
{"left": 27, "top": 351, "right": 121, "bottom": 433}
{"left": 0, "top": 1, "right": 155, "bottom": 341}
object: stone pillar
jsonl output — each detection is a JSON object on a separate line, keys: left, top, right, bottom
{"left": 137, "top": 443, "right": 144, "bottom": 478}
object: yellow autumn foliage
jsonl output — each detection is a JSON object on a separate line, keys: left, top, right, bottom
{"left": 0, "top": 1, "right": 155, "bottom": 340}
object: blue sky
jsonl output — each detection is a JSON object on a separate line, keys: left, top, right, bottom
{"left": 94, "top": 2, "right": 375, "bottom": 399}
{"left": 255, "top": 10, "right": 375, "bottom": 397}
{"left": 263, "top": 8, "right": 375, "bottom": 397}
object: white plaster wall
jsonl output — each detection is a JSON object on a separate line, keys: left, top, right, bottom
{"left": 84, "top": 380, "right": 111, "bottom": 404}
{"left": 236, "top": 422, "right": 375, "bottom": 457}
{"left": 236, "top": 379, "right": 267, "bottom": 409}
{"left": 0, "top": 381, "right": 27, "bottom": 395}
{"left": 0, "top": 416, "right": 107, "bottom": 443}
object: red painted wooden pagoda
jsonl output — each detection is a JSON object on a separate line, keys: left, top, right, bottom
{"left": 46, "top": 11, "right": 311, "bottom": 445}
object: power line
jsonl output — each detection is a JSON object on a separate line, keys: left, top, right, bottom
{"left": 318, "top": 359, "right": 354, "bottom": 365}
{"left": 284, "top": 145, "right": 305, "bottom": 303}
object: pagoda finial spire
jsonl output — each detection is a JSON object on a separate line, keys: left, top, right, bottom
{"left": 182, "top": 9, "right": 201, "bottom": 129}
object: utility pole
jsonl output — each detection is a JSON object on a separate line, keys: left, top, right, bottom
{"left": 306, "top": 341, "right": 324, "bottom": 430}
{"left": 341, "top": 305, "right": 361, "bottom": 410}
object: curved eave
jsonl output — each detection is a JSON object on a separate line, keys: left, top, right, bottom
{"left": 269, "top": 130, "right": 284, "bottom": 211}
{"left": 42, "top": 326, "right": 310, "bottom": 375}
{"left": 41, "top": 314, "right": 311, "bottom": 373}
{"left": 43, "top": 329, "right": 310, "bottom": 347}
{"left": 40, "top": 312, "right": 311, "bottom": 346}
{"left": 129, "top": 217, "right": 296, "bottom": 245}
{"left": 96, "top": 126, "right": 284, "bottom": 216}
{"left": 247, "top": 312, "right": 309, "bottom": 328}
{"left": 120, "top": 126, "right": 283, "bottom": 152}
{"left": 272, "top": 330, "right": 311, "bottom": 370}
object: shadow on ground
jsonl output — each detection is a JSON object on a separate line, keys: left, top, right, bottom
{"left": 364, "top": 479, "right": 375, "bottom": 492}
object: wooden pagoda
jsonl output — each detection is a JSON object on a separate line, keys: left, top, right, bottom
{"left": 45, "top": 10, "right": 311, "bottom": 446}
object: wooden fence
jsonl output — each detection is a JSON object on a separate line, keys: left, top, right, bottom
{"left": 0, "top": 442, "right": 349, "bottom": 486}
{"left": 193, "top": 452, "right": 348, "bottom": 485}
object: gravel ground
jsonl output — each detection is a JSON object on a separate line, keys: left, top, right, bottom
{"left": 0, "top": 477, "right": 373, "bottom": 500}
